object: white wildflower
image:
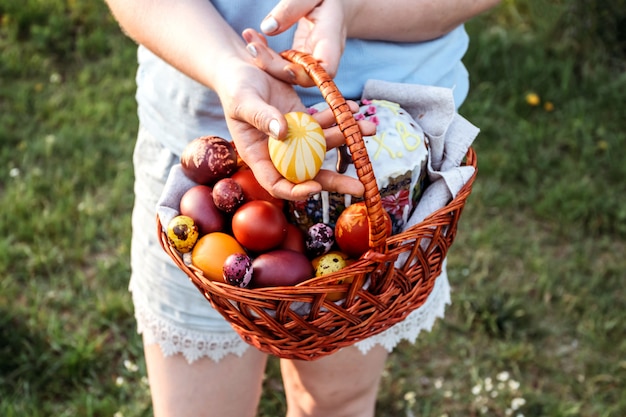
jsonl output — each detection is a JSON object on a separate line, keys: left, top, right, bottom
{"left": 9, "top": 167, "right": 20, "bottom": 177}
{"left": 124, "top": 359, "right": 139, "bottom": 372}
{"left": 497, "top": 371, "right": 510, "bottom": 382}
{"left": 50, "top": 73, "right": 62, "bottom": 84}
{"left": 404, "top": 391, "right": 417, "bottom": 406}
{"left": 484, "top": 377, "right": 493, "bottom": 392}
{"left": 115, "top": 376, "right": 125, "bottom": 386}
{"left": 508, "top": 380, "right": 520, "bottom": 391}
{"left": 471, "top": 384, "right": 482, "bottom": 395}
{"left": 113, "top": 412, "right": 124, "bottom": 417}
{"left": 511, "top": 397, "right": 526, "bottom": 410}
{"left": 434, "top": 378, "right": 444, "bottom": 389}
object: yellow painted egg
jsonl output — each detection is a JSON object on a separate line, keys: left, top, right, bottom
{"left": 268, "top": 112, "right": 326, "bottom": 183}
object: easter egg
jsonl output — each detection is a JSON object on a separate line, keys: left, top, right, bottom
{"left": 335, "top": 202, "right": 393, "bottom": 259}
{"left": 166, "top": 215, "right": 199, "bottom": 253}
{"left": 305, "top": 222, "right": 335, "bottom": 258}
{"left": 231, "top": 200, "right": 288, "bottom": 253}
{"left": 312, "top": 251, "right": 356, "bottom": 302}
{"left": 180, "top": 136, "right": 238, "bottom": 185}
{"left": 313, "top": 250, "right": 350, "bottom": 277}
{"left": 223, "top": 253, "right": 253, "bottom": 288}
{"left": 191, "top": 232, "right": 246, "bottom": 282}
{"left": 251, "top": 249, "right": 314, "bottom": 288}
{"left": 268, "top": 112, "right": 326, "bottom": 183}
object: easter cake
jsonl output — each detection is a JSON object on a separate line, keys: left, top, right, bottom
{"left": 287, "top": 99, "right": 429, "bottom": 235}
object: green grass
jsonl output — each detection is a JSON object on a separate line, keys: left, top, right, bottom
{"left": 1, "top": 0, "right": 625, "bottom": 416}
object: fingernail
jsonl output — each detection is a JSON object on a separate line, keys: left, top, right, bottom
{"left": 285, "top": 68, "right": 296, "bottom": 81}
{"left": 260, "top": 16, "right": 278, "bottom": 34}
{"left": 269, "top": 119, "right": 280, "bottom": 138}
{"left": 246, "top": 43, "right": 257, "bottom": 58}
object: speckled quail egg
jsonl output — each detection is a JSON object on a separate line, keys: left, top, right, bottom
{"left": 222, "top": 253, "right": 253, "bottom": 288}
{"left": 166, "top": 215, "right": 199, "bottom": 253}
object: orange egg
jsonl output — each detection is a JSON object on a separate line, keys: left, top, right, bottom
{"left": 191, "top": 232, "right": 246, "bottom": 282}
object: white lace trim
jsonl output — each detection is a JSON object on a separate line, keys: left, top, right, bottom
{"left": 133, "top": 276, "right": 450, "bottom": 363}
{"left": 133, "top": 301, "right": 250, "bottom": 363}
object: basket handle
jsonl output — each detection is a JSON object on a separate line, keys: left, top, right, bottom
{"left": 280, "top": 50, "right": 388, "bottom": 256}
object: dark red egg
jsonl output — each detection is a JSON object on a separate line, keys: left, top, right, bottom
{"left": 212, "top": 177, "right": 245, "bottom": 213}
{"left": 180, "top": 136, "right": 237, "bottom": 185}
{"left": 180, "top": 185, "right": 226, "bottom": 235}
{"left": 280, "top": 223, "right": 307, "bottom": 254}
{"left": 251, "top": 249, "right": 313, "bottom": 287}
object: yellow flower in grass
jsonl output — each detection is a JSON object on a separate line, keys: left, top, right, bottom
{"left": 525, "top": 92, "right": 540, "bottom": 107}
{"left": 543, "top": 101, "right": 554, "bottom": 112}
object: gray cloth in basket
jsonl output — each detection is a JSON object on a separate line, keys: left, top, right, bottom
{"left": 362, "top": 80, "right": 479, "bottom": 229}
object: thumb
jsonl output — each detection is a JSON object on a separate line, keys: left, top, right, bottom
{"left": 260, "top": 0, "right": 322, "bottom": 35}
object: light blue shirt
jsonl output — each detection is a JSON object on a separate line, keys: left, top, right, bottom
{"left": 135, "top": 1, "right": 470, "bottom": 156}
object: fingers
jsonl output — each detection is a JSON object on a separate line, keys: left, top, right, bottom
{"left": 291, "top": 3, "right": 346, "bottom": 78}
{"left": 321, "top": 119, "right": 376, "bottom": 150}
{"left": 242, "top": 28, "right": 311, "bottom": 86}
{"left": 260, "top": 0, "right": 322, "bottom": 36}
{"left": 311, "top": 101, "right": 377, "bottom": 150}
{"left": 314, "top": 170, "right": 365, "bottom": 197}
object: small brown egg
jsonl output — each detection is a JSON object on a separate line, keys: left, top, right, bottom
{"left": 212, "top": 177, "right": 245, "bottom": 213}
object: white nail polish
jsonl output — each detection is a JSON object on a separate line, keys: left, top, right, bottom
{"left": 269, "top": 119, "right": 280, "bottom": 138}
{"left": 260, "top": 16, "right": 278, "bottom": 34}
{"left": 246, "top": 43, "right": 257, "bottom": 58}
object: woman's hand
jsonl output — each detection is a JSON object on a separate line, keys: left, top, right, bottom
{"left": 216, "top": 57, "right": 373, "bottom": 200}
{"left": 242, "top": 0, "right": 347, "bottom": 87}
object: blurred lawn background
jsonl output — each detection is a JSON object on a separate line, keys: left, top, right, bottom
{"left": 1, "top": 0, "right": 625, "bottom": 416}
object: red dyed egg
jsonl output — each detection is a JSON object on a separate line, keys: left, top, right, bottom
{"left": 334, "top": 202, "right": 392, "bottom": 259}
{"left": 231, "top": 200, "right": 288, "bottom": 253}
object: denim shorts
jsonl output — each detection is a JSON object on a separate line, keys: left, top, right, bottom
{"left": 129, "top": 128, "right": 451, "bottom": 363}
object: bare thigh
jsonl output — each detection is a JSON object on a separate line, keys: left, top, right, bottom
{"left": 144, "top": 341, "right": 268, "bottom": 417}
{"left": 280, "top": 345, "right": 388, "bottom": 417}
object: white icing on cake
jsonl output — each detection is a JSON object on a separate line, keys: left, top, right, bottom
{"left": 288, "top": 100, "right": 429, "bottom": 234}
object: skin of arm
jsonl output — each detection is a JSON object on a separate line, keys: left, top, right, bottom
{"left": 342, "top": 0, "right": 503, "bottom": 42}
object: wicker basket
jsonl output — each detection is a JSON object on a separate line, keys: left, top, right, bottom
{"left": 157, "top": 50, "right": 478, "bottom": 360}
